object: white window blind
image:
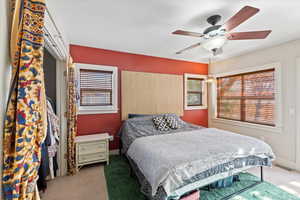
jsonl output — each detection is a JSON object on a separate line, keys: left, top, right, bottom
{"left": 80, "top": 69, "right": 113, "bottom": 106}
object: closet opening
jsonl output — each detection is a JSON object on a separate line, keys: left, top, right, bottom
{"left": 38, "top": 47, "right": 60, "bottom": 193}
{"left": 44, "top": 48, "right": 57, "bottom": 113}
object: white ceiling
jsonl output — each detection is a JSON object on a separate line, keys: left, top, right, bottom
{"left": 51, "top": 0, "right": 300, "bottom": 63}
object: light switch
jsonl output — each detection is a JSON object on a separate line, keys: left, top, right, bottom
{"left": 289, "top": 108, "right": 295, "bottom": 116}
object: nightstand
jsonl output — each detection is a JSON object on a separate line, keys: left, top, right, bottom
{"left": 75, "top": 133, "right": 110, "bottom": 171}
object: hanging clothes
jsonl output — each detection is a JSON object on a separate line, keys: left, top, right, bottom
{"left": 46, "top": 99, "right": 60, "bottom": 179}
{"left": 37, "top": 143, "right": 50, "bottom": 192}
{"left": 2, "top": 0, "right": 47, "bottom": 199}
{"left": 37, "top": 99, "right": 60, "bottom": 191}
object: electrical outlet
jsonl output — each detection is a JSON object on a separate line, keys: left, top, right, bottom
{"left": 259, "top": 136, "right": 265, "bottom": 141}
{"left": 289, "top": 108, "right": 295, "bottom": 116}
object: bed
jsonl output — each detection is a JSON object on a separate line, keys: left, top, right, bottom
{"left": 119, "top": 114, "right": 275, "bottom": 200}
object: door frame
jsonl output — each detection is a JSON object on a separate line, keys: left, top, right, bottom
{"left": 44, "top": 8, "right": 69, "bottom": 176}
{"left": 296, "top": 57, "right": 300, "bottom": 170}
{"left": 56, "top": 59, "right": 68, "bottom": 176}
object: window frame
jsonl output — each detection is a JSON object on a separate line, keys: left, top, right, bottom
{"left": 184, "top": 73, "right": 207, "bottom": 110}
{"left": 217, "top": 69, "right": 275, "bottom": 126}
{"left": 76, "top": 63, "right": 118, "bottom": 114}
{"left": 212, "top": 63, "right": 282, "bottom": 129}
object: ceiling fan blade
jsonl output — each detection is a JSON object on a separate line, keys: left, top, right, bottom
{"left": 213, "top": 48, "right": 223, "bottom": 56}
{"left": 222, "top": 6, "right": 260, "bottom": 31}
{"left": 176, "top": 42, "right": 201, "bottom": 54}
{"left": 228, "top": 30, "right": 272, "bottom": 40}
{"left": 172, "top": 30, "right": 204, "bottom": 38}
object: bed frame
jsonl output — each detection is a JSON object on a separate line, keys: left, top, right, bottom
{"left": 213, "top": 166, "right": 264, "bottom": 200}
{"left": 120, "top": 136, "right": 265, "bottom": 200}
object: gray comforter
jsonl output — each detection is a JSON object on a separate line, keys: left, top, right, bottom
{"left": 119, "top": 114, "right": 202, "bottom": 154}
{"left": 126, "top": 127, "right": 275, "bottom": 198}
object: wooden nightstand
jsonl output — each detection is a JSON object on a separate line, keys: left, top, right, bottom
{"left": 75, "top": 133, "right": 110, "bottom": 171}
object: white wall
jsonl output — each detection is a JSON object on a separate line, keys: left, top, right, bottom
{"left": 209, "top": 39, "right": 300, "bottom": 170}
{"left": 0, "top": 0, "right": 12, "bottom": 197}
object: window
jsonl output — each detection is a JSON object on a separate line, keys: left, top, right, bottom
{"left": 80, "top": 69, "right": 113, "bottom": 106}
{"left": 184, "top": 74, "right": 207, "bottom": 110}
{"left": 77, "top": 64, "right": 118, "bottom": 114}
{"left": 217, "top": 69, "right": 275, "bottom": 126}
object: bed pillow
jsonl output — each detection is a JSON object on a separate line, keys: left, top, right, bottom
{"left": 152, "top": 116, "right": 170, "bottom": 131}
{"left": 164, "top": 114, "right": 180, "bottom": 129}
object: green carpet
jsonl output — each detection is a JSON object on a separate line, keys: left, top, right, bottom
{"left": 104, "top": 156, "right": 300, "bottom": 200}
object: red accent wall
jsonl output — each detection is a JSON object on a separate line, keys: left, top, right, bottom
{"left": 70, "top": 44, "right": 208, "bottom": 150}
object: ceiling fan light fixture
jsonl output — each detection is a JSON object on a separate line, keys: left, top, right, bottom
{"left": 202, "top": 36, "right": 227, "bottom": 52}
{"left": 172, "top": 6, "right": 271, "bottom": 55}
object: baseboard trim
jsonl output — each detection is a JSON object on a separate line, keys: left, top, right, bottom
{"left": 109, "top": 149, "right": 119, "bottom": 155}
{"left": 274, "top": 157, "right": 299, "bottom": 171}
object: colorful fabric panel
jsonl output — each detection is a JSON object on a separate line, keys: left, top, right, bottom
{"left": 3, "top": 0, "right": 47, "bottom": 199}
{"left": 67, "top": 57, "right": 78, "bottom": 175}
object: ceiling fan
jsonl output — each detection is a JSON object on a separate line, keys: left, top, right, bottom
{"left": 172, "top": 6, "right": 272, "bottom": 56}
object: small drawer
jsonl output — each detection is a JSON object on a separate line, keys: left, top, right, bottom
{"left": 78, "top": 152, "right": 106, "bottom": 164}
{"left": 78, "top": 141, "right": 107, "bottom": 155}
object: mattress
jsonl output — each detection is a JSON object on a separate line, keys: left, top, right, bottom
{"left": 126, "top": 128, "right": 274, "bottom": 199}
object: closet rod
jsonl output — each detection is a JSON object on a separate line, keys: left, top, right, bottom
{"left": 45, "top": 7, "right": 68, "bottom": 58}
{"left": 44, "top": 27, "right": 65, "bottom": 59}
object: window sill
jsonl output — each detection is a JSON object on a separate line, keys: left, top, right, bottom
{"left": 78, "top": 109, "right": 118, "bottom": 115}
{"left": 185, "top": 105, "right": 207, "bottom": 110}
{"left": 211, "top": 118, "right": 283, "bottom": 133}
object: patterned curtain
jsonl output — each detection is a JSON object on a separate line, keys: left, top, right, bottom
{"left": 67, "top": 57, "right": 78, "bottom": 175}
{"left": 2, "top": 0, "right": 47, "bottom": 199}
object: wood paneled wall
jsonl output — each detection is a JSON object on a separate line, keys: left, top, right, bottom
{"left": 121, "top": 71, "right": 183, "bottom": 120}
